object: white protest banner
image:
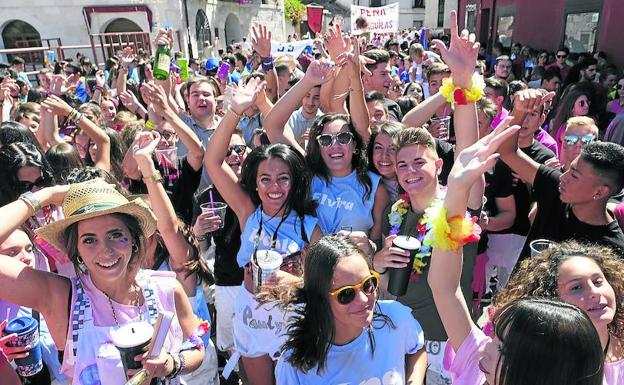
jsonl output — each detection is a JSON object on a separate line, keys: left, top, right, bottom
{"left": 270, "top": 39, "right": 314, "bottom": 59}
{"left": 350, "top": 3, "right": 399, "bottom": 34}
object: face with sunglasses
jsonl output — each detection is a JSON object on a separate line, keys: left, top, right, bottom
{"left": 317, "top": 120, "right": 356, "bottom": 176}
{"left": 226, "top": 135, "right": 248, "bottom": 178}
{"left": 563, "top": 125, "right": 597, "bottom": 166}
{"left": 573, "top": 95, "right": 590, "bottom": 117}
{"left": 156, "top": 123, "right": 178, "bottom": 149}
{"left": 18, "top": 166, "right": 49, "bottom": 193}
{"left": 328, "top": 256, "right": 379, "bottom": 330}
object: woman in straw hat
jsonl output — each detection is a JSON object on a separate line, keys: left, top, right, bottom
{"left": 0, "top": 178, "right": 205, "bottom": 384}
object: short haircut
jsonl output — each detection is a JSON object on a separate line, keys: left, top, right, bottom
{"left": 495, "top": 55, "right": 512, "bottom": 65}
{"left": 565, "top": 116, "right": 598, "bottom": 135}
{"left": 557, "top": 46, "right": 570, "bottom": 55}
{"left": 275, "top": 63, "right": 291, "bottom": 77}
{"left": 365, "top": 91, "right": 386, "bottom": 105}
{"left": 186, "top": 77, "right": 218, "bottom": 96}
{"left": 542, "top": 67, "right": 561, "bottom": 82}
{"left": 234, "top": 52, "right": 247, "bottom": 67}
{"left": 484, "top": 77, "right": 509, "bottom": 98}
{"left": 362, "top": 49, "right": 390, "bottom": 73}
{"left": 599, "top": 67, "right": 619, "bottom": 82}
{"left": 11, "top": 57, "right": 25, "bottom": 66}
{"left": 581, "top": 141, "right": 624, "bottom": 195}
{"left": 426, "top": 62, "right": 450, "bottom": 81}
{"left": 508, "top": 80, "right": 528, "bottom": 96}
{"left": 579, "top": 57, "right": 598, "bottom": 70}
{"left": 477, "top": 98, "right": 498, "bottom": 121}
{"left": 409, "top": 43, "right": 425, "bottom": 57}
{"left": 394, "top": 126, "right": 436, "bottom": 153}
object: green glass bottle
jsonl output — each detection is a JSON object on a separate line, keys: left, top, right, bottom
{"left": 153, "top": 40, "right": 171, "bottom": 81}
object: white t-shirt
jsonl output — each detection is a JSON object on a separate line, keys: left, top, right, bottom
{"left": 233, "top": 284, "right": 293, "bottom": 359}
{"left": 275, "top": 300, "right": 424, "bottom": 384}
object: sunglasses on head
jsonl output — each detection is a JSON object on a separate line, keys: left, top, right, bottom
{"left": 228, "top": 144, "right": 247, "bottom": 155}
{"left": 565, "top": 134, "right": 595, "bottom": 146}
{"left": 316, "top": 131, "right": 354, "bottom": 147}
{"left": 328, "top": 271, "right": 380, "bottom": 305}
{"left": 19, "top": 177, "right": 49, "bottom": 193}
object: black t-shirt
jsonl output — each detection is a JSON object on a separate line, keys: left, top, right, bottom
{"left": 192, "top": 187, "right": 244, "bottom": 287}
{"left": 435, "top": 139, "right": 455, "bottom": 186}
{"left": 519, "top": 165, "right": 624, "bottom": 260}
{"left": 505, "top": 141, "right": 555, "bottom": 235}
{"left": 478, "top": 161, "right": 513, "bottom": 253}
{"left": 128, "top": 156, "right": 201, "bottom": 225}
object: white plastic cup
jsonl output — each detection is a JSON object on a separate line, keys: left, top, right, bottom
{"left": 200, "top": 202, "right": 228, "bottom": 229}
{"left": 155, "top": 146, "right": 178, "bottom": 185}
{"left": 530, "top": 239, "right": 556, "bottom": 257}
{"left": 252, "top": 250, "right": 283, "bottom": 293}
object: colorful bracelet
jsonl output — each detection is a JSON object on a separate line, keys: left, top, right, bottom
{"left": 425, "top": 205, "right": 481, "bottom": 251}
{"left": 145, "top": 120, "right": 157, "bottom": 130}
{"left": 439, "top": 73, "right": 485, "bottom": 107}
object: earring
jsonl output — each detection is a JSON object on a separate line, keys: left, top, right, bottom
{"left": 76, "top": 256, "right": 87, "bottom": 274}
{"left": 132, "top": 243, "right": 139, "bottom": 253}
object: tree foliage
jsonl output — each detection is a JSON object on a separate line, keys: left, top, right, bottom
{"left": 284, "top": 0, "right": 306, "bottom": 25}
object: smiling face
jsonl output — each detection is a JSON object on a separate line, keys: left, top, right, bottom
{"left": 302, "top": 86, "right": 321, "bottom": 118}
{"left": 319, "top": 119, "right": 355, "bottom": 177}
{"left": 100, "top": 99, "right": 117, "bottom": 124}
{"left": 76, "top": 215, "right": 136, "bottom": 281}
{"left": 188, "top": 81, "right": 216, "bottom": 120}
{"left": 365, "top": 62, "right": 392, "bottom": 96}
{"left": 395, "top": 144, "right": 441, "bottom": 195}
{"left": 256, "top": 157, "right": 292, "bottom": 216}
{"left": 0, "top": 230, "right": 35, "bottom": 268}
{"left": 226, "top": 134, "right": 248, "bottom": 178}
{"left": 557, "top": 256, "right": 616, "bottom": 329}
{"left": 328, "top": 255, "right": 376, "bottom": 334}
{"left": 562, "top": 124, "right": 596, "bottom": 167}
{"left": 372, "top": 132, "right": 396, "bottom": 179}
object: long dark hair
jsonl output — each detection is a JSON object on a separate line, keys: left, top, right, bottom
{"left": 367, "top": 121, "right": 404, "bottom": 175}
{"left": 305, "top": 114, "right": 373, "bottom": 201}
{"left": 0, "top": 142, "right": 55, "bottom": 206}
{"left": 492, "top": 297, "right": 603, "bottom": 385}
{"left": 240, "top": 143, "right": 317, "bottom": 217}
{"left": 150, "top": 220, "right": 214, "bottom": 286}
{"left": 85, "top": 127, "right": 126, "bottom": 182}
{"left": 0, "top": 121, "right": 44, "bottom": 153}
{"left": 46, "top": 143, "right": 85, "bottom": 184}
{"left": 551, "top": 88, "right": 591, "bottom": 134}
{"left": 281, "top": 234, "right": 394, "bottom": 374}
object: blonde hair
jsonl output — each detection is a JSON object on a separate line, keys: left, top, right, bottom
{"left": 394, "top": 126, "right": 436, "bottom": 152}
{"left": 565, "top": 116, "right": 598, "bottom": 136}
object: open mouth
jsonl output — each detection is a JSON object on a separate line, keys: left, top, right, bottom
{"left": 404, "top": 177, "right": 424, "bottom": 185}
{"left": 378, "top": 161, "right": 393, "bottom": 168}
{"left": 267, "top": 192, "right": 284, "bottom": 200}
{"left": 329, "top": 153, "right": 344, "bottom": 159}
{"left": 588, "top": 304, "right": 607, "bottom": 312}
{"left": 96, "top": 257, "right": 121, "bottom": 269}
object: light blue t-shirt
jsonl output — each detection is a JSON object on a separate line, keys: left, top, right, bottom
{"left": 236, "top": 207, "right": 318, "bottom": 267}
{"left": 312, "top": 171, "right": 381, "bottom": 234}
{"left": 275, "top": 300, "right": 424, "bottom": 384}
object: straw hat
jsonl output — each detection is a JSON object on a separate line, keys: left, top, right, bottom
{"left": 36, "top": 178, "right": 157, "bottom": 251}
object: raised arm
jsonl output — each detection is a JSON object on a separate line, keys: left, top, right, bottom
{"left": 143, "top": 82, "right": 204, "bottom": 171}
{"left": 0, "top": 186, "right": 71, "bottom": 347}
{"left": 264, "top": 59, "right": 335, "bottom": 154}
{"left": 345, "top": 37, "right": 371, "bottom": 142}
{"left": 429, "top": 119, "right": 519, "bottom": 351}
{"left": 498, "top": 89, "right": 554, "bottom": 185}
{"left": 402, "top": 92, "right": 446, "bottom": 128}
{"left": 251, "top": 24, "right": 279, "bottom": 103}
{"left": 204, "top": 78, "right": 264, "bottom": 226}
{"left": 42, "top": 95, "right": 111, "bottom": 172}
{"left": 433, "top": 11, "right": 483, "bottom": 209}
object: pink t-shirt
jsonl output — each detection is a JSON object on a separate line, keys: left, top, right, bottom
{"left": 605, "top": 359, "right": 624, "bottom": 384}
{"left": 449, "top": 327, "right": 488, "bottom": 385}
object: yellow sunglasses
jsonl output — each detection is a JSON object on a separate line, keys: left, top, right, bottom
{"left": 328, "top": 271, "right": 380, "bottom": 305}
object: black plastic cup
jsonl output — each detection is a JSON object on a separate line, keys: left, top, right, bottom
{"left": 110, "top": 321, "right": 153, "bottom": 376}
{"left": 387, "top": 235, "right": 421, "bottom": 297}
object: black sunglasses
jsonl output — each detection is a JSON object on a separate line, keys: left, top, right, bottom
{"left": 617, "top": 84, "right": 624, "bottom": 90}
{"left": 557, "top": 54, "right": 567, "bottom": 59}
{"left": 579, "top": 99, "right": 590, "bottom": 107}
{"left": 316, "top": 132, "right": 354, "bottom": 147}
{"left": 228, "top": 144, "right": 247, "bottom": 155}
{"left": 19, "top": 177, "right": 49, "bottom": 193}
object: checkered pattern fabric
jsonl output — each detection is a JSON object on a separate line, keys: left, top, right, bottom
{"left": 71, "top": 278, "right": 91, "bottom": 357}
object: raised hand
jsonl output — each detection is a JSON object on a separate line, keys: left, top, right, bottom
{"left": 325, "top": 24, "right": 351, "bottom": 61}
{"left": 119, "top": 90, "right": 141, "bottom": 113}
{"left": 41, "top": 95, "right": 72, "bottom": 117}
{"left": 230, "top": 77, "right": 266, "bottom": 115}
{"left": 448, "top": 117, "right": 520, "bottom": 189}
{"left": 251, "top": 24, "right": 272, "bottom": 58}
{"left": 141, "top": 82, "right": 170, "bottom": 115}
{"left": 431, "top": 10, "right": 479, "bottom": 88}
{"left": 95, "top": 70, "right": 106, "bottom": 88}
{"left": 132, "top": 131, "right": 160, "bottom": 164}
{"left": 303, "top": 59, "right": 336, "bottom": 86}
{"left": 119, "top": 46, "right": 136, "bottom": 69}
{"left": 154, "top": 28, "right": 174, "bottom": 50}
{"left": 335, "top": 36, "right": 374, "bottom": 77}
{"left": 512, "top": 88, "right": 555, "bottom": 115}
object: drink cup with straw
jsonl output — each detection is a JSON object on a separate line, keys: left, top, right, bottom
{"left": 200, "top": 190, "right": 228, "bottom": 230}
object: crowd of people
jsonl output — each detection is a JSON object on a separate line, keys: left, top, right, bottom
{"left": 0, "top": 8, "right": 624, "bottom": 385}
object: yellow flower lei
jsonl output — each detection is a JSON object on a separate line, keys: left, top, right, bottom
{"left": 439, "top": 73, "right": 485, "bottom": 107}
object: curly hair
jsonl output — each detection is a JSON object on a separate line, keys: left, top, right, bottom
{"left": 496, "top": 240, "right": 624, "bottom": 338}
